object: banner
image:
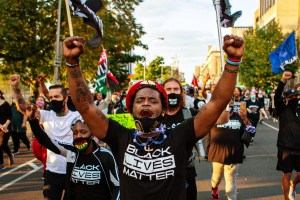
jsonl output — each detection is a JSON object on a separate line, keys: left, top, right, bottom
{"left": 219, "top": 0, "right": 242, "bottom": 28}
{"left": 108, "top": 113, "right": 136, "bottom": 129}
{"left": 269, "top": 32, "right": 298, "bottom": 74}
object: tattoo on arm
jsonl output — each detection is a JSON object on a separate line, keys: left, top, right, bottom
{"left": 96, "top": 109, "right": 108, "bottom": 125}
{"left": 70, "top": 69, "right": 82, "bottom": 79}
{"left": 75, "top": 80, "right": 93, "bottom": 112}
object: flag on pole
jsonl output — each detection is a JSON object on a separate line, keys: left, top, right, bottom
{"left": 219, "top": 0, "right": 242, "bottom": 28}
{"left": 269, "top": 32, "right": 298, "bottom": 74}
{"left": 95, "top": 48, "right": 119, "bottom": 94}
{"left": 191, "top": 74, "right": 199, "bottom": 88}
{"left": 69, "top": 0, "right": 103, "bottom": 48}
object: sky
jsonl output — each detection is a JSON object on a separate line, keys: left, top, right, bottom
{"left": 133, "top": 0, "right": 259, "bottom": 83}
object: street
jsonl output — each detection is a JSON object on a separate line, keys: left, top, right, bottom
{"left": 0, "top": 119, "right": 298, "bottom": 199}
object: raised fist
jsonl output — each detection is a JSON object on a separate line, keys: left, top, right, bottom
{"left": 223, "top": 35, "right": 244, "bottom": 60}
{"left": 10, "top": 74, "right": 20, "bottom": 88}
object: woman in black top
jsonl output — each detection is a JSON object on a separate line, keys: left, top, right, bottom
{"left": 0, "top": 92, "right": 14, "bottom": 170}
{"left": 26, "top": 104, "right": 120, "bottom": 200}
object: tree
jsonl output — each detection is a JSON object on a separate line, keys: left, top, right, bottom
{"left": 239, "top": 22, "right": 299, "bottom": 90}
{"left": 0, "top": 0, "right": 145, "bottom": 93}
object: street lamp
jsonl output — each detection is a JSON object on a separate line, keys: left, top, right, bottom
{"left": 143, "top": 37, "right": 164, "bottom": 80}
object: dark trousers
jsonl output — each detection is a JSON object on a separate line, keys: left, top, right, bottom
{"left": 11, "top": 131, "right": 30, "bottom": 152}
{"left": 186, "top": 167, "right": 197, "bottom": 200}
{"left": 43, "top": 170, "right": 66, "bottom": 200}
{"left": 0, "top": 131, "right": 12, "bottom": 164}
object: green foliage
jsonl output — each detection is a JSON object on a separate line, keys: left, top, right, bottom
{"left": 134, "top": 56, "right": 172, "bottom": 82}
{"left": 239, "top": 22, "right": 299, "bottom": 90}
{"left": 0, "top": 0, "right": 145, "bottom": 91}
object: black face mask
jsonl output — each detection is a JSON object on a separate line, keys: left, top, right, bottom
{"left": 50, "top": 99, "right": 65, "bottom": 113}
{"left": 287, "top": 98, "right": 299, "bottom": 112}
{"left": 73, "top": 137, "right": 92, "bottom": 152}
{"left": 168, "top": 93, "right": 181, "bottom": 108}
{"left": 134, "top": 114, "right": 163, "bottom": 133}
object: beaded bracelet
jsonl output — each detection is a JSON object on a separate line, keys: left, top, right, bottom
{"left": 226, "top": 57, "right": 242, "bottom": 66}
{"left": 224, "top": 67, "right": 239, "bottom": 73}
{"left": 65, "top": 62, "right": 79, "bottom": 67}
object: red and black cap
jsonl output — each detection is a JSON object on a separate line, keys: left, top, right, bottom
{"left": 126, "top": 80, "right": 168, "bottom": 114}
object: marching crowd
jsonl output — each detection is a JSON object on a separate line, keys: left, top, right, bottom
{"left": 0, "top": 35, "right": 299, "bottom": 200}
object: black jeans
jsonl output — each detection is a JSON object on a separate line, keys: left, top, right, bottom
{"left": 43, "top": 170, "right": 66, "bottom": 200}
{"left": 0, "top": 131, "right": 12, "bottom": 164}
{"left": 11, "top": 131, "right": 30, "bottom": 152}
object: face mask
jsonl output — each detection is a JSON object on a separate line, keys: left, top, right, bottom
{"left": 168, "top": 93, "right": 181, "bottom": 108}
{"left": 50, "top": 99, "right": 65, "bottom": 113}
{"left": 73, "top": 137, "right": 92, "bottom": 152}
{"left": 287, "top": 98, "right": 299, "bottom": 112}
{"left": 250, "top": 95, "right": 256, "bottom": 100}
{"left": 121, "top": 100, "right": 126, "bottom": 107}
{"left": 134, "top": 114, "right": 163, "bottom": 133}
{"left": 36, "top": 101, "right": 44, "bottom": 108}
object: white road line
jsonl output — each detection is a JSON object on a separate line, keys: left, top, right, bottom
{"left": 27, "top": 162, "right": 40, "bottom": 170}
{"left": 197, "top": 139, "right": 205, "bottom": 157}
{"left": 262, "top": 121, "right": 279, "bottom": 131}
{"left": 0, "top": 158, "right": 37, "bottom": 179}
{"left": 0, "top": 165, "right": 42, "bottom": 191}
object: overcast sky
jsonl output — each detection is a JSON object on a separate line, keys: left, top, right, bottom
{"left": 133, "top": 0, "right": 259, "bottom": 83}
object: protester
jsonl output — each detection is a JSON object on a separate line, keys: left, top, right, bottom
{"left": 0, "top": 92, "right": 14, "bottom": 170}
{"left": 246, "top": 90, "right": 268, "bottom": 142}
{"left": 10, "top": 99, "right": 30, "bottom": 154}
{"left": 63, "top": 34, "right": 244, "bottom": 199}
{"left": 208, "top": 101, "right": 253, "bottom": 200}
{"left": 94, "top": 88, "right": 111, "bottom": 115}
{"left": 26, "top": 105, "right": 120, "bottom": 200}
{"left": 162, "top": 77, "right": 198, "bottom": 200}
{"left": 274, "top": 71, "right": 300, "bottom": 200}
{"left": 11, "top": 75, "right": 80, "bottom": 199}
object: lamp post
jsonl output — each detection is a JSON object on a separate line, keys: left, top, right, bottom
{"left": 143, "top": 37, "right": 164, "bottom": 80}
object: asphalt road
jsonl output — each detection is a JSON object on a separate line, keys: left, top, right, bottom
{"left": 0, "top": 119, "right": 298, "bottom": 199}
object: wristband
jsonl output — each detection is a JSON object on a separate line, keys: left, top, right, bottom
{"left": 224, "top": 67, "right": 239, "bottom": 73}
{"left": 226, "top": 58, "right": 242, "bottom": 66}
{"left": 65, "top": 61, "right": 79, "bottom": 67}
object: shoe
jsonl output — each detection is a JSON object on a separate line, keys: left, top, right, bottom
{"left": 289, "top": 182, "right": 296, "bottom": 200}
{"left": 26, "top": 144, "right": 30, "bottom": 150}
{"left": 8, "top": 154, "right": 14, "bottom": 166}
{"left": 243, "top": 155, "right": 246, "bottom": 159}
{"left": 13, "top": 151, "right": 20, "bottom": 155}
{"left": 0, "top": 164, "right": 6, "bottom": 170}
{"left": 250, "top": 137, "right": 254, "bottom": 144}
{"left": 212, "top": 187, "right": 220, "bottom": 200}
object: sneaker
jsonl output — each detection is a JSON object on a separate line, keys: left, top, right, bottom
{"left": 8, "top": 154, "right": 14, "bottom": 166}
{"left": 0, "top": 164, "right": 6, "bottom": 170}
{"left": 289, "top": 182, "right": 296, "bottom": 200}
{"left": 212, "top": 187, "right": 220, "bottom": 200}
{"left": 13, "top": 151, "right": 20, "bottom": 155}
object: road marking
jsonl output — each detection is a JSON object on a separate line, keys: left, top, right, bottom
{"left": 0, "top": 165, "right": 42, "bottom": 191}
{"left": 262, "top": 121, "right": 279, "bottom": 131}
{"left": 0, "top": 158, "right": 38, "bottom": 179}
{"left": 197, "top": 139, "right": 205, "bottom": 157}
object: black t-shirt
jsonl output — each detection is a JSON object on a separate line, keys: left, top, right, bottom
{"left": 193, "top": 98, "right": 206, "bottom": 110}
{"left": 246, "top": 100, "right": 262, "bottom": 126}
{"left": 103, "top": 118, "right": 197, "bottom": 200}
{"left": 0, "top": 101, "right": 12, "bottom": 130}
{"left": 70, "top": 149, "right": 112, "bottom": 200}
{"left": 208, "top": 112, "right": 245, "bottom": 164}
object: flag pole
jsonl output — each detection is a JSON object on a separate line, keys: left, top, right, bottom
{"left": 65, "top": 0, "right": 74, "bottom": 36}
{"left": 53, "top": 0, "right": 62, "bottom": 84}
{"left": 213, "top": 0, "right": 225, "bottom": 71}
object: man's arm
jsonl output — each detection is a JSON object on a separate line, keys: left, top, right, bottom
{"left": 37, "top": 74, "right": 50, "bottom": 101}
{"left": 194, "top": 35, "right": 244, "bottom": 139}
{"left": 11, "top": 75, "right": 41, "bottom": 119}
{"left": 63, "top": 36, "right": 108, "bottom": 140}
{"left": 274, "top": 71, "right": 292, "bottom": 113}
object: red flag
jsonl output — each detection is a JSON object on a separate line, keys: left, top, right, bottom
{"left": 191, "top": 74, "right": 199, "bottom": 88}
